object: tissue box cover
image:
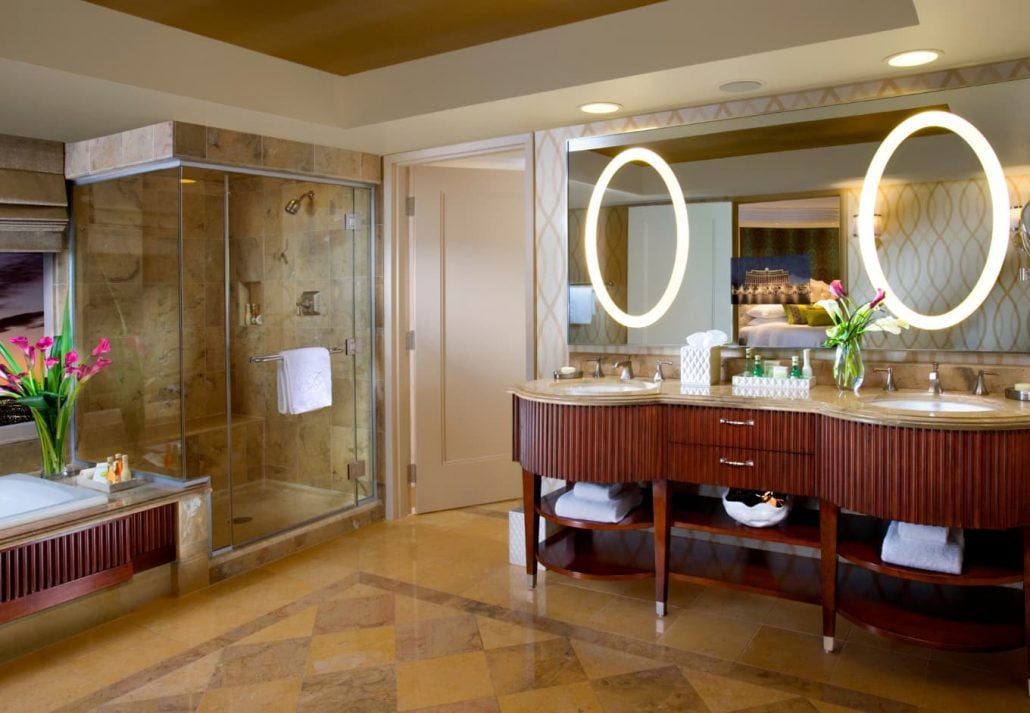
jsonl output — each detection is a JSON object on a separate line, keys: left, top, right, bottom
{"left": 508, "top": 507, "right": 557, "bottom": 568}
{"left": 680, "top": 346, "right": 721, "bottom": 385}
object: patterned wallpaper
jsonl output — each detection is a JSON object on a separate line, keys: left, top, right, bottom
{"left": 846, "top": 174, "right": 1030, "bottom": 351}
{"left": 533, "top": 57, "right": 1030, "bottom": 376}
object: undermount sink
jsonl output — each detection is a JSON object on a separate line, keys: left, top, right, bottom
{"left": 548, "top": 379, "right": 659, "bottom": 396}
{"left": 866, "top": 396, "right": 998, "bottom": 413}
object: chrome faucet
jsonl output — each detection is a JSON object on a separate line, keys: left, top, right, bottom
{"left": 928, "top": 362, "right": 944, "bottom": 395}
{"left": 874, "top": 367, "right": 897, "bottom": 392}
{"left": 585, "top": 358, "right": 603, "bottom": 378}
{"left": 653, "top": 360, "right": 674, "bottom": 383}
{"left": 973, "top": 369, "right": 997, "bottom": 396}
{"left": 613, "top": 360, "right": 634, "bottom": 380}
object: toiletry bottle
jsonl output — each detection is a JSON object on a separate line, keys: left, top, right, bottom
{"left": 120, "top": 454, "right": 132, "bottom": 481}
{"left": 744, "top": 347, "right": 753, "bottom": 376}
{"left": 790, "top": 355, "right": 802, "bottom": 378}
{"left": 106, "top": 456, "right": 116, "bottom": 483}
{"left": 752, "top": 354, "right": 763, "bottom": 377}
{"left": 801, "top": 348, "right": 813, "bottom": 378}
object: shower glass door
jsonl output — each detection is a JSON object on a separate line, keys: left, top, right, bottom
{"left": 216, "top": 173, "right": 375, "bottom": 548}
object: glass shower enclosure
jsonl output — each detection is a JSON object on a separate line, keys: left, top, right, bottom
{"left": 71, "top": 164, "right": 375, "bottom": 550}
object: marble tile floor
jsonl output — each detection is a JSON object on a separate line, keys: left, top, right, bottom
{"left": 1, "top": 498, "right": 1028, "bottom": 712}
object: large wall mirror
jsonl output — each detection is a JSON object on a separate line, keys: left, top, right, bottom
{"left": 567, "top": 77, "right": 1030, "bottom": 352}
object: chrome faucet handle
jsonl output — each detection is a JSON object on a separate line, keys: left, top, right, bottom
{"left": 613, "top": 360, "right": 633, "bottom": 380}
{"left": 973, "top": 369, "right": 998, "bottom": 396}
{"left": 928, "top": 362, "right": 944, "bottom": 395}
{"left": 653, "top": 360, "right": 674, "bottom": 383}
{"left": 584, "top": 358, "right": 603, "bottom": 378}
{"left": 874, "top": 367, "right": 897, "bottom": 392}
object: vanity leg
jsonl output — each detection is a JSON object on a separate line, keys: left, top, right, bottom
{"left": 523, "top": 470, "right": 541, "bottom": 589}
{"left": 653, "top": 479, "right": 670, "bottom": 617}
{"left": 1023, "top": 527, "right": 1030, "bottom": 695}
{"left": 820, "top": 500, "right": 840, "bottom": 654}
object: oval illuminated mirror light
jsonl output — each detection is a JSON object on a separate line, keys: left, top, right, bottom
{"left": 585, "top": 147, "right": 689, "bottom": 329}
{"left": 858, "top": 110, "right": 1009, "bottom": 331}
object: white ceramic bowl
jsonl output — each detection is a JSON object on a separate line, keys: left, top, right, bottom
{"left": 722, "top": 493, "right": 790, "bottom": 528}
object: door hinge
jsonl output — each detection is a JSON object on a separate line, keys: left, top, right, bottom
{"left": 344, "top": 337, "right": 364, "bottom": 355}
{"left": 405, "top": 330, "right": 415, "bottom": 350}
{"left": 405, "top": 196, "right": 415, "bottom": 217}
{"left": 407, "top": 463, "right": 417, "bottom": 484}
{"left": 346, "top": 460, "right": 366, "bottom": 481}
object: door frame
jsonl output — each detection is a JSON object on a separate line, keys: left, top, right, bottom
{"left": 383, "top": 134, "right": 535, "bottom": 519}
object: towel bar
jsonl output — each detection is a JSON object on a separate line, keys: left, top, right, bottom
{"left": 248, "top": 346, "right": 346, "bottom": 364}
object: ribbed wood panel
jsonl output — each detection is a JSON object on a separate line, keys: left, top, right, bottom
{"left": 668, "top": 406, "right": 817, "bottom": 454}
{"left": 128, "top": 504, "right": 177, "bottom": 572}
{"left": 669, "top": 445, "right": 816, "bottom": 495}
{"left": 515, "top": 397, "right": 665, "bottom": 481}
{"left": 0, "top": 517, "right": 130, "bottom": 606}
{"left": 820, "top": 419, "right": 1030, "bottom": 528}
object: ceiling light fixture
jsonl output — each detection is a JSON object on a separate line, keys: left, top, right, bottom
{"left": 179, "top": 178, "right": 196, "bottom": 184}
{"left": 885, "top": 49, "right": 941, "bottom": 68}
{"left": 718, "top": 80, "right": 763, "bottom": 93}
{"left": 579, "top": 102, "right": 621, "bottom": 115}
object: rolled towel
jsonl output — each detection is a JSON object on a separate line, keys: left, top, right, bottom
{"left": 881, "top": 521, "right": 964, "bottom": 575}
{"left": 554, "top": 488, "right": 642, "bottom": 524}
{"left": 572, "top": 482, "right": 626, "bottom": 502}
{"left": 896, "top": 521, "right": 950, "bottom": 545}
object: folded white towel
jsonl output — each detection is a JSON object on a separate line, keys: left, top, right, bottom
{"left": 881, "top": 521, "right": 964, "bottom": 575}
{"left": 569, "top": 286, "right": 595, "bottom": 325}
{"left": 572, "top": 482, "right": 626, "bottom": 502}
{"left": 554, "top": 488, "right": 642, "bottom": 523}
{"left": 276, "top": 347, "right": 332, "bottom": 415}
{"left": 897, "top": 522, "right": 949, "bottom": 545}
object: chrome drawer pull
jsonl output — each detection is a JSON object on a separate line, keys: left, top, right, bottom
{"left": 719, "top": 457, "right": 754, "bottom": 467}
{"left": 719, "top": 418, "right": 755, "bottom": 426}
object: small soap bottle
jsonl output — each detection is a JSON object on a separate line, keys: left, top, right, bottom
{"left": 790, "top": 355, "right": 802, "bottom": 379}
{"left": 801, "top": 348, "right": 813, "bottom": 379}
{"left": 743, "top": 347, "right": 753, "bottom": 376}
{"left": 120, "top": 454, "right": 132, "bottom": 481}
{"left": 752, "top": 354, "right": 763, "bottom": 377}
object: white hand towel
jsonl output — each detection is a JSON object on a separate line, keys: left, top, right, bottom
{"left": 572, "top": 482, "right": 626, "bottom": 502}
{"left": 276, "top": 347, "right": 332, "bottom": 415}
{"left": 897, "top": 521, "right": 950, "bottom": 545}
{"left": 554, "top": 488, "right": 642, "bottom": 523}
{"left": 569, "top": 286, "right": 595, "bottom": 325}
{"left": 881, "top": 521, "right": 964, "bottom": 575}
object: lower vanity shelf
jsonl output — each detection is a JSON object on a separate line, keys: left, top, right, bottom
{"left": 538, "top": 529, "right": 654, "bottom": 580}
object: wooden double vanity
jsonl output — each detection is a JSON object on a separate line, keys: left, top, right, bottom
{"left": 512, "top": 379, "right": 1030, "bottom": 683}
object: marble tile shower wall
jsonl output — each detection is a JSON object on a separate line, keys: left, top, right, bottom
{"left": 227, "top": 177, "right": 373, "bottom": 494}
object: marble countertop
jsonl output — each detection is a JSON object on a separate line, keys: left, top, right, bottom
{"left": 510, "top": 378, "right": 1030, "bottom": 431}
{"left": 0, "top": 476, "right": 209, "bottom": 548}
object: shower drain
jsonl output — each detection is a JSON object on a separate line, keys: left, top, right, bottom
{"left": 232, "top": 516, "right": 253, "bottom": 524}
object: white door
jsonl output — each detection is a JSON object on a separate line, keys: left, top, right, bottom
{"left": 410, "top": 165, "right": 527, "bottom": 512}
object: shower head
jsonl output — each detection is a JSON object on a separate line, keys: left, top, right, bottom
{"left": 285, "top": 190, "right": 315, "bottom": 215}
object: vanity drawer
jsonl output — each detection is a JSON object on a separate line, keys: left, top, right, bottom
{"left": 668, "top": 406, "right": 816, "bottom": 454}
{"left": 668, "top": 445, "right": 816, "bottom": 495}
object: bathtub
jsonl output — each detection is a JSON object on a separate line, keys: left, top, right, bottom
{"left": 0, "top": 474, "right": 108, "bottom": 530}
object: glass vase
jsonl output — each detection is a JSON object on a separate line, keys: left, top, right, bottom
{"left": 28, "top": 407, "right": 67, "bottom": 478}
{"left": 832, "top": 340, "right": 864, "bottom": 393}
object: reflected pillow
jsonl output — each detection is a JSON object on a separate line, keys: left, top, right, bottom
{"left": 809, "top": 279, "right": 834, "bottom": 301}
{"left": 746, "top": 304, "right": 788, "bottom": 319}
{"left": 783, "top": 304, "right": 807, "bottom": 324}
{"left": 746, "top": 316, "right": 788, "bottom": 326}
{"left": 804, "top": 307, "right": 833, "bottom": 326}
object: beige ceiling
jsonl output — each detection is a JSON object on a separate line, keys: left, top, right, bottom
{"left": 0, "top": 0, "right": 1027, "bottom": 155}
{"left": 84, "top": 0, "right": 662, "bottom": 76}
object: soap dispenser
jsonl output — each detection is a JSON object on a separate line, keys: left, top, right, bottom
{"left": 801, "top": 349, "right": 813, "bottom": 379}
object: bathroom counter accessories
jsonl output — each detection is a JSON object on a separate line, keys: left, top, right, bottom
{"left": 512, "top": 387, "right": 1030, "bottom": 690}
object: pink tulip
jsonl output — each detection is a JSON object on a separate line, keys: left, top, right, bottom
{"left": 829, "top": 280, "right": 847, "bottom": 299}
{"left": 9, "top": 336, "right": 29, "bottom": 351}
{"left": 65, "top": 365, "right": 84, "bottom": 380}
{"left": 44, "top": 357, "right": 59, "bottom": 369}
{"left": 869, "top": 288, "right": 886, "bottom": 309}
{"left": 81, "top": 357, "right": 113, "bottom": 380}
{"left": 64, "top": 351, "right": 78, "bottom": 367}
{"left": 35, "top": 336, "right": 54, "bottom": 351}
{"left": 91, "top": 338, "right": 111, "bottom": 357}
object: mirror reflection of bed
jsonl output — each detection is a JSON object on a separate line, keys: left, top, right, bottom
{"left": 735, "top": 196, "right": 842, "bottom": 348}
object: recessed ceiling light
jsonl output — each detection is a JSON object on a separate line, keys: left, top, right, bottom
{"left": 718, "top": 80, "right": 764, "bottom": 94}
{"left": 885, "top": 49, "right": 941, "bottom": 68}
{"left": 579, "top": 102, "right": 621, "bottom": 115}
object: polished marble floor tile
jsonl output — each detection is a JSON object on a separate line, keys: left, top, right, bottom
{"left": 1, "top": 501, "right": 1023, "bottom": 713}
